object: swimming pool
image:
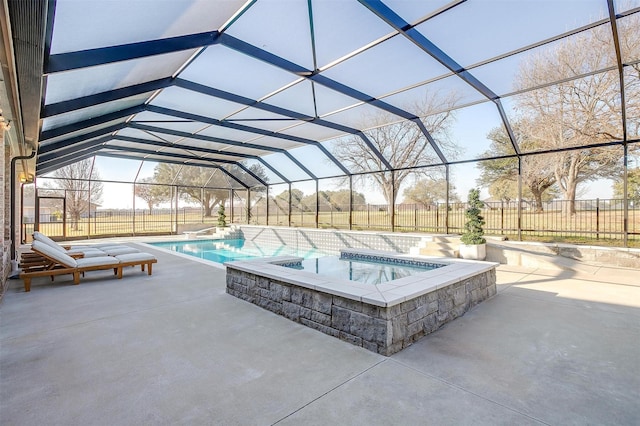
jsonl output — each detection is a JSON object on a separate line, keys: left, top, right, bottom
{"left": 285, "top": 254, "right": 443, "bottom": 285}
{"left": 149, "top": 239, "right": 331, "bottom": 264}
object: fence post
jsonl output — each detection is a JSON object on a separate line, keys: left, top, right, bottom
{"left": 174, "top": 186, "right": 179, "bottom": 234}
{"left": 444, "top": 199, "right": 449, "bottom": 235}
{"left": 596, "top": 198, "right": 600, "bottom": 240}
{"left": 391, "top": 171, "right": 396, "bottom": 233}
{"left": 315, "top": 180, "right": 319, "bottom": 229}
{"left": 288, "top": 183, "right": 292, "bottom": 228}
{"left": 623, "top": 144, "right": 629, "bottom": 247}
{"left": 247, "top": 188, "right": 251, "bottom": 225}
{"left": 132, "top": 183, "right": 136, "bottom": 236}
{"left": 229, "top": 189, "right": 234, "bottom": 224}
{"left": 445, "top": 166, "right": 450, "bottom": 235}
{"left": 87, "top": 166, "right": 92, "bottom": 239}
{"left": 62, "top": 195, "right": 67, "bottom": 238}
{"left": 349, "top": 175, "right": 353, "bottom": 231}
{"left": 501, "top": 200, "right": 504, "bottom": 235}
{"left": 266, "top": 186, "right": 270, "bottom": 226}
{"left": 517, "top": 158, "right": 523, "bottom": 241}
{"left": 414, "top": 207, "right": 418, "bottom": 231}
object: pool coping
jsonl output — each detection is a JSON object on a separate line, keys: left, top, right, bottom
{"left": 225, "top": 249, "right": 498, "bottom": 308}
{"left": 138, "top": 241, "right": 227, "bottom": 270}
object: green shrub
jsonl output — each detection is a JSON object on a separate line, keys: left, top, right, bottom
{"left": 217, "top": 204, "right": 227, "bottom": 227}
{"left": 461, "top": 188, "right": 486, "bottom": 245}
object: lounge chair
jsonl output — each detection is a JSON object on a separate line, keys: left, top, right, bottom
{"left": 32, "top": 231, "right": 106, "bottom": 258}
{"left": 113, "top": 252, "right": 157, "bottom": 278}
{"left": 31, "top": 231, "right": 141, "bottom": 257}
{"left": 20, "top": 241, "right": 158, "bottom": 292}
{"left": 21, "top": 240, "right": 121, "bottom": 292}
{"left": 98, "top": 245, "right": 140, "bottom": 256}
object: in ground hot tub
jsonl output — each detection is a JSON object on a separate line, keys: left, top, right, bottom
{"left": 283, "top": 252, "right": 445, "bottom": 284}
{"left": 225, "top": 249, "right": 497, "bottom": 356}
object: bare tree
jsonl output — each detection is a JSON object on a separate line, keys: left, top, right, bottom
{"left": 134, "top": 177, "right": 167, "bottom": 215}
{"left": 153, "top": 163, "right": 268, "bottom": 217}
{"left": 49, "top": 159, "right": 103, "bottom": 230}
{"left": 478, "top": 123, "right": 557, "bottom": 212}
{"left": 274, "top": 188, "right": 305, "bottom": 212}
{"left": 513, "top": 19, "right": 637, "bottom": 214}
{"left": 154, "top": 164, "right": 227, "bottom": 216}
{"left": 332, "top": 92, "right": 459, "bottom": 213}
{"left": 403, "top": 178, "right": 459, "bottom": 207}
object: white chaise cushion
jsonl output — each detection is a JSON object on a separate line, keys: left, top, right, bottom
{"left": 33, "top": 231, "right": 66, "bottom": 253}
{"left": 76, "top": 256, "right": 120, "bottom": 268}
{"left": 66, "top": 248, "right": 107, "bottom": 258}
{"left": 31, "top": 240, "right": 77, "bottom": 267}
{"left": 33, "top": 232, "right": 108, "bottom": 258}
{"left": 115, "top": 252, "right": 156, "bottom": 263}
{"left": 100, "top": 247, "right": 139, "bottom": 256}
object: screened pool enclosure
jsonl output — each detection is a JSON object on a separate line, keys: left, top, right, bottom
{"left": 8, "top": 0, "right": 640, "bottom": 245}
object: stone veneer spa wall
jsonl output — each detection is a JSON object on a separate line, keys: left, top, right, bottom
{"left": 226, "top": 250, "right": 497, "bottom": 356}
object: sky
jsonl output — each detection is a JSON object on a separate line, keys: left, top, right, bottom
{"left": 43, "top": 0, "right": 634, "bottom": 209}
{"left": 92, "top": 155, "right": 618, "bottom": 210}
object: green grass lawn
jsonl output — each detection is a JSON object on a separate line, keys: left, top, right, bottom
{"left": 24, "top": 207, "right": 639, "bottom": 247}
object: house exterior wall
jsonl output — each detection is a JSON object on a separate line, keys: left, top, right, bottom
{"left": 1, "top": 127, "right": 10, "bottom": 299}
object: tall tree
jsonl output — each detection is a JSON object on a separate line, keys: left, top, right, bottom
{"left": 613, "top": 168, "right": 640, "bottom": 203}
{"left": 274, "top": 189, "right": 305, "bottom": 212}
{"left": 477, "top": 124, "right": 556, "bottom": 212}
{"left": 486, "top": 179, "right": 518, "bottom": 204}
{"left": 483, "top": 177, "right": 557, "bottom": 207}
{"left": 402, "top": 178, "right": 459, "bottom": 207}
{"left": 153, "top": 163, "right": 267, "bottom": 217}
{"left": 313, "top": 189, "right": 367, "bottom": 211}
{"left": 298, "top": 190, "right": 366, "bottom": 212}
{"left": 48, "top": 159, "right": 103, "bottom": 230}
{"left": 512, "top": 20, "right": 636, "bottom": 214}
{"left": 332, "top": 92, "right": 459, "bottom": 213}
{"left": 134, "top": 177, "right": 167, "bottom": 215}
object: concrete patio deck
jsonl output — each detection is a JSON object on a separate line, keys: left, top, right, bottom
{"left": 1, "top": 242, "right": 638, "bottom": 425}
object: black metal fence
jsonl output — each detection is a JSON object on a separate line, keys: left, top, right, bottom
{"left": 23, "top": 198, "right": 639, "bottom": 246}
{"left": 248, "top": 198, "right": 639, "bottom": 245}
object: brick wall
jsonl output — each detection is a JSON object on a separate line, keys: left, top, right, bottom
{"left": 1, "top": 130, "right": 9, "bottom": 299}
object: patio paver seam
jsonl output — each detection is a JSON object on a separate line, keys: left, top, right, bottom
{"left": 270, "top": 358, "right": 388, "bottom": 425}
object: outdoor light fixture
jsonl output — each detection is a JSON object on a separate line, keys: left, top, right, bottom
{"left": 19, "top": 173, "right": 34, "bottom": 184}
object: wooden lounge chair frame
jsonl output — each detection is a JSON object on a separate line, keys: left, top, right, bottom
{"left": 20, "top": 241, "right": 157, "bottom": 292}
{"left": 114, "top": 252, "right": 157, "bottom": 278}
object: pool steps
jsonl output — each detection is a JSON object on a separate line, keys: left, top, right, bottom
{"left": 409, "top": 236, "right": 461, "bottom": 258}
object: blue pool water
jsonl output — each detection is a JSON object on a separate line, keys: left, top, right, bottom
{"left": 149, "top": 239, "right": 330, "bottom": 264}
{"left": 286, "top": 255, "right": 443, "bottom": 285}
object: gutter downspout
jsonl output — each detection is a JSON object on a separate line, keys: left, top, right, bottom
{"left": 10, "top": 145, "right": 36, "bottom": 262}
